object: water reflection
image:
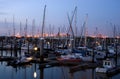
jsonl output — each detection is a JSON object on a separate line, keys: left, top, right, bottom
{"left": 0, "top": 62, "right": 120, "bottom": 79}
{"left": 40, "top": 67, "right": 44, "bottom": 79}
{"left": 0, "top": 51, "right": 120, "bottom": 79}
{"left": 96, "top": 73, "right": 112, "bottom": 79}
{"left": 33, "top": 64, "right": 37, "bottom": 79}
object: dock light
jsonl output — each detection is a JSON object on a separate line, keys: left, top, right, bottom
{"left": 33, "top": 71, "right": 37, "bottom": 78}
{"left": 47, "top": 42, "right": 50, "bottom": 44}
{"left": 68, "top": 44, "right": 71, "bottom": 47}
{"left": 34, "top": 47, "right": 38, "bottom": 51}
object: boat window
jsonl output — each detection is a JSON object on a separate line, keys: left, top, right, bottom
{"left": 105, "top": 62, "right": 107, "bottom": 65}
{"left": 108, "top": 62, "right": 110, "bottom": 65}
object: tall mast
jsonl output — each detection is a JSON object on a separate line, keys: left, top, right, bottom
{"left": 32, "top": 19, "right": 35, "bottom": 37}
{"left": 84, "top": 14, "right": 88, "bottom": 47}
{"left": 113, "top": 24, "right": 117, "bottom": 45}
{"left": 20, "top": 21, "right": 22, "bottom": 36}
{"left": 5, "top": 18, "right": 7, "bottom": 36}
{"left": 41, "top": 5, "right": 46, "bottom": 37}
{"left": 67, "top": 6, "right": 77, "bottom": 39}
{"left": 6, "top": 18, "right": 10, "bottom": 36}
{"left": 74, "top": 7, "right": 77, "bottom": 36}
{"left": 67, "top": 6, "right": 77, "bottom": 49}
{"left": 49, "top": 24, "right": 51, "bottom": 37}
{"left": 95, "top": 27, "right": 98, "bottom": 42}
{"left": 113, "top": 25, "right": 116, "bottom": 38}
{"left": 25, "top": 19, "right": 28, "bottom": 37}
{"left": 79, "top": 14, "right": 88, "bottom": 47}
{"left": 13, "top": 15, "right": 15, "bottom": 36}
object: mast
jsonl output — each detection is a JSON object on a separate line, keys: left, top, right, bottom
{"left": 13, "top": 15, "right": 15, "bottom": 36}
{"left": 49, "top": 24, "right": 51, "bottom": 37}
{"left": 74, "top": 7, "right": 77, "bottom": 36}
{"left": 67, "top": 6, "right": 77, "bottom": 48}
{"left": 84, "top": 14, "right": 88, "bottom": 47}
{"left": 95, "top": 27, "right": 98, "bottom": 45}
{"left": 41, "top": 5, "right": 46, "bottom": 37}
{"left": 4, "top": 18, "right": 8, "bottom": 43}
{"left": 113, "top": 24, "right": 116, "bottom": 46}
{"left": 20, "top": 21, "right": 22, "bottom": 36}
{"left": 79, "top": 14, "right": 88, "bottom": 47}
{"left": 25, "top": 19, "right": 28, "bottom": 37}
{"left": 32, "top": 19, "right": 35, "bottom": 37}
{"left": 67, "top": 6, "right": 77, "bottom": 39}
{"left": 40, "top": 5, "right": 47, "bottom": 62}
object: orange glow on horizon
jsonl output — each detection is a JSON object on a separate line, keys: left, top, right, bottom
{"left": 15, "top": 32, "right": 21, "bottom": 38}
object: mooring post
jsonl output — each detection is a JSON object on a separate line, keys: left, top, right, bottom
{"left": 40, "top": 68, "right": 44, "bottom": 79}
{"left": 92, "top": 48, "right": 95, "bottom": 63}
{"left": 1, "top": 39, "right": 3, "bottom": 56}
{"left": 69, "top": 73, "right": 74, "bottom": 79}
{"left": 115, "top": 43, "right": 118, "bottom": 67}
{"left": 40, "top": 38, "right": 44, "bottom": 62}
{"left": 27, "top": 39, "right": 29, "bottom": 53}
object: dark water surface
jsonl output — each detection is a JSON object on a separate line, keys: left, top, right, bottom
{"left": 0, "top": 51, "right": 120, "bottom": 79}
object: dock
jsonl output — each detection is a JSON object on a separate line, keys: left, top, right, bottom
{"left": 107, "top": 66, "right": 120, "bottom": 76}
{"left": 69, "top": 62, "right": 99, "bottom": 73}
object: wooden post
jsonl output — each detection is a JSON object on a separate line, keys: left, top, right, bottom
{"left": 10, "top": 39, "right": 13, "bottom": 56}
{"left": 27, "top": 40, "right": 29, "bottom": 53}
{"left": 105, "top": 38, "right": 108, "bottom": 58}
{"left": 40, "top": 38, "right": 44, "bottom": 62}
{"left": 19, "top": 39, "right": 22, "bottom": 56}
{"left": 92, "top": 48, "right": 95, "bottom": 63}
{"left": 14, "top": 38, "right": 17, "bottom": 57}
{"left": 69, "top": 73, "right": 74, "bottom": 79}
{"left": 115, "top": 43, "right": 118, "bottom": 67}
{"left": 1, "top": 39, "right": 3, "bottom": 56}
{"left": 40, "top": 68, "right": 44, "bottom": 79}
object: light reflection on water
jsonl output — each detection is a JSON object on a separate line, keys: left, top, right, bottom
{"left": 1, "top": 62, "right": 119, "bottom": 79}
{"left": 0, "top": 62, "right": 80, "bottom": 79}
{"left": 0, "top": 51, "right": 120, "bottom": 79}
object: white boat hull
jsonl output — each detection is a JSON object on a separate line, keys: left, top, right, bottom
{"left": 95, "top": 67, "right": 108, "bottom": 73}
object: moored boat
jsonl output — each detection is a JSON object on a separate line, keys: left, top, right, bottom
{"left": 56, "top": 54, "right": 82, "bottom": 62}
{"left": 95, "top": 58, "right": 115, "bottom": 73}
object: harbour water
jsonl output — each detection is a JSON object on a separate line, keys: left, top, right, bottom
{"left": 0, "top": 51, "right": 120, "bottom": 79}
{"left": 0, "top": 62, "right": 120, "bottom": 79}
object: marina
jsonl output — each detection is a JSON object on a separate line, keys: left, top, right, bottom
{"left": 0, "top": 35, "right": 120, "bottom": 79}
{"left": 0, "top": 0, "right": 120, "bottom": 79}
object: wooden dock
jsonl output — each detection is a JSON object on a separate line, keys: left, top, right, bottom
{"left": 107, "top": 66, "right": 120, "bottom": 76}
{"left": 69, "top": 62, "right": 99, "bottom": 73}
{"left": 0, "top": 56, "right": 16, "bottom": 61}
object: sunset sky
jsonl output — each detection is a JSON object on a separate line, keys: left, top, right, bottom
{"left": 0, "top": 0, "right": 120, "bottom": 37}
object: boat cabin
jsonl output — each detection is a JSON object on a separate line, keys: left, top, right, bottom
{"left": 103, "top": 58, "right": 115, "bottom": 68}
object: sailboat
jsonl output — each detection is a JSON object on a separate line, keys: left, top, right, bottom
{"left": 56, "top": 7, "right": 83, "bottom": 62}
{"left": 56, "top": 53, "right": 82, "bottom": 62}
